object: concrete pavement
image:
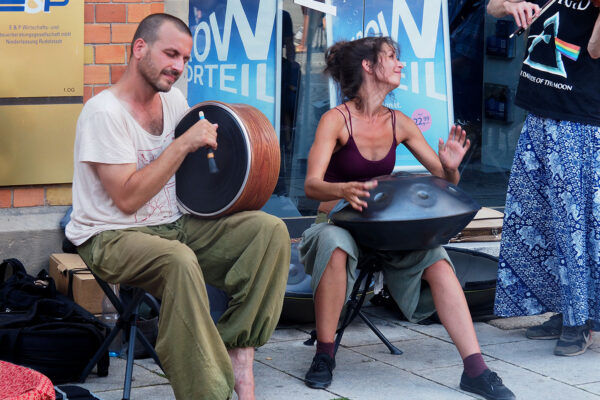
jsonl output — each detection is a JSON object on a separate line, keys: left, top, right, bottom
{"left": 76, "top": 306, "right": 600, "bottom": 400}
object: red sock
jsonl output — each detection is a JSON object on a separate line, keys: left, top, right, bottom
{"left": 316, "top": 340, "right": 335, "bottom": 358}
{"left": 463, "top": 353, "right": 488, "bottom": 378}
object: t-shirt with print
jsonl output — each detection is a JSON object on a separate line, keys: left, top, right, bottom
{"left": 66, "top": 87, "right": 189, "bottom": 246}
{"left": 514, "top": 0, "right": 600, "bottom": 125}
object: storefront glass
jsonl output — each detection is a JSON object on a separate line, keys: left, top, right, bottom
{"left": 276, "top": 0, "right": 525, "bottom": 216}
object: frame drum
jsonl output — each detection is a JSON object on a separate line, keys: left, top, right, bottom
{"left": 175, "top": 101, "right": 280, "bottom": 218}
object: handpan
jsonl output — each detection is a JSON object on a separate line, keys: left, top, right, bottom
{"left": 175, "top": 101, "right": 280, "bottom": 218}
{"left": 329, "top": 173, "right": 481, "bottom": 250}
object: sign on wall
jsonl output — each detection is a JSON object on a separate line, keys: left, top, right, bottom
{"left": 327, "top": 0, "right": 454, "bottom": 169}
{"left": 0, "top": 0, "right": 83, "bottom": 186}
{"left": 0, "top": 0, "right": 83, "bottom": 98}
{"left": 187, "top": 0, "right": 279, "bottom": 130}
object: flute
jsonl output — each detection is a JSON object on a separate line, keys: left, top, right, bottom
{"left": 509, "top": 0, "right": 557, "bottom": 39}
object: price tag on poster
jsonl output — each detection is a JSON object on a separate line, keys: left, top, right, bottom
{"left": 327, "top": 0, "right": 454, "bottom": 169}
{"left": 0, "top": 1, "right": 83, "bottom": 98}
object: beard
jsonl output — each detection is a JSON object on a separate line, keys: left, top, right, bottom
{"left": 138, "top": 53, "right": 180, "bottom": 93}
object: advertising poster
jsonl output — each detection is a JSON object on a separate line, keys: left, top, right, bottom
{"left": 187, "top": 0, "right": 279, "bottom": 130}
{"left": 0, "top": 0, "right": 83, "bottom": 98}
{"left": 328, "top": 0, "right": 453, "bottom": 168}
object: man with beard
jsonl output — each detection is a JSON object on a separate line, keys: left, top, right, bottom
{"left": 66, "top": 13, "right": 290, "bottom": 400}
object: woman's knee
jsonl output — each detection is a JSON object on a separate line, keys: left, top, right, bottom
{"left": 325, "top": 248, "right": 348, "bottom": 274}
{"left": 422, "top": 259, "right": 454, "bottom": 284}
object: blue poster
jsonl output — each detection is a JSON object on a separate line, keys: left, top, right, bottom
{"left": 187, "top": 0, "right": 279, "bottom": 129}
{"left": 328, "top": 0, "right": 453, "bottom": 168}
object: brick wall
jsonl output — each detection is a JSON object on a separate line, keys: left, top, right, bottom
{"left": 0, "top": 0, "right": 164, "bottom": 209}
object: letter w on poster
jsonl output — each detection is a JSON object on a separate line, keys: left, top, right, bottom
{"left": 187, "top": 0, "right": 278, "bottom": 127}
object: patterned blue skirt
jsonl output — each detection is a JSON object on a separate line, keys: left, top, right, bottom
{"left": 495, "top": 114, "right": 600, "bottom": 327}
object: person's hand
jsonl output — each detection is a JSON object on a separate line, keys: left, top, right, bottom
{"left": 341, "top": 180, "right": 378, "bottom": 212}
{"left": 182, "top": 117, "right": 218, "bottom": 153}
{"left": 504, "top": 0, "right": 540, "bottom": 29}
{"left": 438, "top": 125, "right": 470, "bottom": 173}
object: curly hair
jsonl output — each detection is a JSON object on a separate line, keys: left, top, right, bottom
{"left": 324, "top": 36, "right": 399, "bottom": 110}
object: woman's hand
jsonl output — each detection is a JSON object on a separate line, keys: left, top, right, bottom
{"left": 341, "top": 180, "right": 378, "bottom": 212}
{"left": 438, "top": 125, "right": 470, "bottom": 174}
{"left": 503, "top": 1, "right": 540, "bottom": 29}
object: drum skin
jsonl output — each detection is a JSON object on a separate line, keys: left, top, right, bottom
{"left": 174, "top": 101, "right": 280, "bottom": 218}
{"left": 329, "top": 173, "right": 481, "bottom": 250}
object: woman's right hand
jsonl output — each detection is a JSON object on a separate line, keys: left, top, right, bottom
{"left": 504, "top": 1, "right": 540, "bottom": 29}
{"left": 341, "top": 180, "right": 378, "bottom": 212}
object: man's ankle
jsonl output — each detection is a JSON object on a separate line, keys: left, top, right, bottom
{"left": 228, "top": 347, "right": 255, "bottom": 400}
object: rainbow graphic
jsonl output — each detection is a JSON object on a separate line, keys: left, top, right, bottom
{"left": 555, "top": 37, "right": 581, "bottom": 62}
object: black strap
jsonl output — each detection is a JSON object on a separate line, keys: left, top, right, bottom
{"left": 0, "top": 258, "right": 26, "bottom": 285}
{"left": 66, "top": 268, "right": 90, "bottom": 300}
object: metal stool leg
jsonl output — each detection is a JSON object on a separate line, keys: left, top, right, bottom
{"left": 122, "top": 302, "right": 139, "bottom": 400}
{"left": 332, "top": 255, "right": 402, "bottom": 356}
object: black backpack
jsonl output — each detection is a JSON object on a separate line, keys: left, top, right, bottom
{"left": 0, "top": 259, "right": 109, "bottom": 384}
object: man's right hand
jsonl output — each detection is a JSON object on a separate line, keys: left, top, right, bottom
{"left": 503, "top": 0, "right": 540, "bottom": 28}
{"left": 180, "top": 117, "right": 218, "bottom": 153}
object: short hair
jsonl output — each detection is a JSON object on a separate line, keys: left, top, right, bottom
{"left": 131, "top": 13, "right": 192, "bottom": 53}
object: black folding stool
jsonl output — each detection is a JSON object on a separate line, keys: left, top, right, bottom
{"left": 78, "top": 271, "right": 162, "bottom": 400}
{"left": 305, "top": 250, "right": 402, "bottom": 356}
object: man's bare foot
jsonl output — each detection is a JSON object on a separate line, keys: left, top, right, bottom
{"left": 228, "top": 347, "right": 255, "bottom": 400}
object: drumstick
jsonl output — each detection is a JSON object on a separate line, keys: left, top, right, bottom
{"left": 509, "top": 0, "right": 557, "bottom": 39}
{"left": 198, "top": 111, "right": 219, "bottom": 174}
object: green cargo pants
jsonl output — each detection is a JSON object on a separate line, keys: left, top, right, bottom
{"left": 77, "top": 211, "right": 290, "bottom": 400}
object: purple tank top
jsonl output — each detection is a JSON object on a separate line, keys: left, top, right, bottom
{"left": 324, "top": 104, "right": 397, "bottom": 183}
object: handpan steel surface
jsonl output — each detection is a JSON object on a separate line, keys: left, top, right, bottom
{"left": 175, "top": 101, "right": 280, "bottom": 218}
{"left": 329, "top": 173, "right": 481, "bottom": 250}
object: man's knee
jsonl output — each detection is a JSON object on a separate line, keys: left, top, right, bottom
{"left": 158, "top": 243, "right": 202, "bottom": 280}
{"left": 247, "top": 211, "right": 289, "bottom": 241}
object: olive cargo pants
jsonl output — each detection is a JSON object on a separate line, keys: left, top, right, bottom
{"left": 78, "top": 211, "right": 291, "bottom": 399}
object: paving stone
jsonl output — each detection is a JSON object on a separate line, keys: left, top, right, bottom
{"left": 78, "top": 356, "right": 168, "bottom": 394}
{"left": 577, "top": 382, "right": 600, "bottom": 397}
{"left": 426, "top": 359, "right": 600, "bottom": 400}
{"left": 481, "top": 339, "right": 600, "bottom": 386}
{"left": 350, "top": 337, "right": 487, "bottom": 373}
{"left": 253, "top": 361, "right": 333, "bottom": 400}
{"left": 333, "top": 314, "right": 425, "bottom": 348}
{"left": 64, "top": 307, "right": 600, "bottom": 399}
{"left": 488, "top": 312, "right": 556, "bottom": 330}
{"left": 268, "top": 326, "right": 312, "bottom": 342}
{"left": 95, "top": 384, "right": 174, "bottom": 400}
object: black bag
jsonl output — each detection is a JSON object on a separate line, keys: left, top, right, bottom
{"left": 55, "top": 384, "right": 103, "bottom": 400}
{"left": 0, "top": 263, "right": 109, "bottom": 384}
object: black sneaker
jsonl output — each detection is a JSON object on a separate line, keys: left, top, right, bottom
{"left": 526, "top": 313, "right": 562, "bottom": 340}
{"left": 304, "top": 353, "right": 335, "bottom": 389}
{"left": 460, "top": 369, "right": 516, "bottom": 400}
{"left": 554, "top": 324, "right": 593, "bottom": 356}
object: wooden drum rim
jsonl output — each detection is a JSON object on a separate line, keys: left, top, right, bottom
{"left": 175, "top": 100, "right": 279, "bottom": 218}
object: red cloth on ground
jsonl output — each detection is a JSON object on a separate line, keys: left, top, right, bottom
{"left": 0, "top": 361, "right": 55, "bottom": 400}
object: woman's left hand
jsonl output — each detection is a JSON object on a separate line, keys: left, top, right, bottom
{"left": 438, "top": 125, "right": 471, "bottom": 172}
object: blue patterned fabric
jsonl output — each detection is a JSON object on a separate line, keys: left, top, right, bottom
{"left": 495, "top": 114, "right": 600, "bottom": 327}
